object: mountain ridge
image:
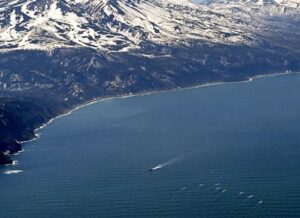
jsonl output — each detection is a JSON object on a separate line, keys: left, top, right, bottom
{"left": 1, "top": 0, "right": 299, "bottom": 52}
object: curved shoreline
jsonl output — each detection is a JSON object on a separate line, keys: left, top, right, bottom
{"left": 3, "top": 70, "right": 298, "bottom": 167}
{"left": 23, "top": 70, "right": 298, "bottom": 144}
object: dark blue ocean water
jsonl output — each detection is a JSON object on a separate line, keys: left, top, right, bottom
{"left": 1, "top": 73, "right": 300, "bottom": 218}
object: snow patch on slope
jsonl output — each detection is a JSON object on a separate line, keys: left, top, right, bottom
{"left": 0, "top": 0, "right": 299, "bottom": 52}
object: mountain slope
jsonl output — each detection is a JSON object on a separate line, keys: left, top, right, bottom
{"left": 0, "top": 0, "right": 299, "bottom": 165}
{"left": 207, "top": 0, "right": 300, "bottom": 16}
{"left": 1, "top": 0, "right": 299, "bottom": 52}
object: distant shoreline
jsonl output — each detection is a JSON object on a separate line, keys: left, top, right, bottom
{"left": 20, "top": 70, "right": 298, "bottom": 147}
{"left": 2, "top": 70, "right": 298, "bottom": 167}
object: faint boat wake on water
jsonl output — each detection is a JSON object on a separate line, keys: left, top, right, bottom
{"left": 148, "top": 152, "right": 265, "bottom": 212}
{"left": 149, "top": 152, "right": 192, "bottom": 172}
{"left": 3, "top": 170, "right": 23, "bottom": 175}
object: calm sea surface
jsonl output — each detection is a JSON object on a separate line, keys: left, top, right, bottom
{"left": 1, "top": 73, "right": 300, "bottom": 218}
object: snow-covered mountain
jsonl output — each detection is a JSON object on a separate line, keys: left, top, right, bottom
{"left": 0, "top": 0, "right": 299, "bottom": 97}
{"left": 206, "top": 0, "right": 300, "bottom": 17}
{"left": 0, "top": 0, "right": 299, "bottom": 164}
{"left": 0, "top": 0, "right": 299, "bottom": 52}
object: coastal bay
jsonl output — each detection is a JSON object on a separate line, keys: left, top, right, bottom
{"left": 1, "top": 73, "right": 300, "bottom": 217}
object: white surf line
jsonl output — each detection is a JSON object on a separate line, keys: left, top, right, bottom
{"left": 178, "top": 70, "right": 299, "bottom": 92}
{"left": 12, "top": 149, "right": 25, "bottom": 156}
{"left": 4, "top": 70, "right": 296, "bottom": 170}
{"left": 19, "top": 70, "right": 300, "bottom": 147}
{"left": 12, "top": 160, "right": 19, "bottom": 166}
{"left": 10, "top": 70, "right": 297, "bottom": 167}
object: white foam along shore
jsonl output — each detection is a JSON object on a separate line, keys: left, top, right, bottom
{"left": 19, "top": 70, "right": 299, "bottom": 146}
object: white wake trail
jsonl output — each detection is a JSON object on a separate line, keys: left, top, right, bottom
{"left": 150, "top": 153, "right": 191, "bottom": 171}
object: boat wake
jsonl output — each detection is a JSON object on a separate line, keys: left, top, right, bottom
{"left": 3, "top": 170, "right": 23, "bottom": 175}
{"left": 149, "top": 153, "right": 191, "bottom": 172}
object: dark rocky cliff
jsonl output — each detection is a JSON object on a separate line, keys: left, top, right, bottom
{"left": 0, "top": 97, "right": 68, "bottom": 165}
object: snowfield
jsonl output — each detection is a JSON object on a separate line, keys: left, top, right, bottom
{"left": 0, "top": 0, "right": 299, "bottom": 52}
